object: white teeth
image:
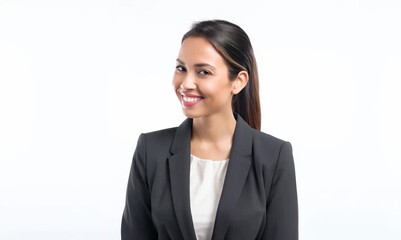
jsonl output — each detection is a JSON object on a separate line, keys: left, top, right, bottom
{"left": 183, "top": 96, "right": 202, "bottom": 102}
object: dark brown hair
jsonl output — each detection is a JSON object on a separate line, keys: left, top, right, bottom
{"left": 182, "top": 19, "right": 261, "bottom": 130}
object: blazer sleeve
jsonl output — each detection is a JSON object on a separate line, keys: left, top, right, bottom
{"left": 121, "top": 134, "right": 157, "bottom": 240}
{"left": 262, "top": 141, "right": 298, "bottom": 240}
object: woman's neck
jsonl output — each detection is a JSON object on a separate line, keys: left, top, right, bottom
{"left": 191, "top": 112, "right": 236, "bottom": 142}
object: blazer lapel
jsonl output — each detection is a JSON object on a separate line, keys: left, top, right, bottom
{"left": 212, "top": 115, "right": 253, "bottom": 240}
{"left": 168, "top": 118, "right": 197, "bottom": 240}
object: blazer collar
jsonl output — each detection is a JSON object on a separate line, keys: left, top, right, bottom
{"left": 168, "top": 114, "right": 253, "bottom": 240}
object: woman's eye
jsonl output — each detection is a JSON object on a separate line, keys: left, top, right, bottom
{"left": 176, "top": 65, "right": 186, "bottom": 72}
{"left": 198, "top": 70, "right": 211, "bottom": 76}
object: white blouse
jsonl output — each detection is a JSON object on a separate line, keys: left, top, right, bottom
{"left": 189, "top": 155, "right": 229, "bottom": 240}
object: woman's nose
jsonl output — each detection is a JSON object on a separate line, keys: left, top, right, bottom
{"left": 180, "top": 73, "right": 196, "bottom": 90}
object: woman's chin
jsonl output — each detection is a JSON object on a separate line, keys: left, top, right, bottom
{"left": 181, "top": 109, "right": 204, "bottom": 119}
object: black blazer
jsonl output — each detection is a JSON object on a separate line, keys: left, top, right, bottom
{"left": 121, "top": 114, "right": 298, "bottom": 240}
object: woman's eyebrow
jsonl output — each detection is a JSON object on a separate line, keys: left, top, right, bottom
{"left": 176, "top": 58, "right": 185, "bottom": 64}
{"left": 176, "top": 58, "right": 215, "bottom": 69}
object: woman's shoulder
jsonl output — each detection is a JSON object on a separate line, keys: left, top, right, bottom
{"left": 236, "top": 113, "right": 290, "bottom": 148}
{"left": 252, "top": 128, "right": 291, "bottom": 150}
{"left": 250, "top": 130, "right": 294, "bottom": 171}
{"left": 141, "top": 126, "right": 178, "bottom": 141}
{"left": 134, "top": 127, "right": 179, "bottom": 157}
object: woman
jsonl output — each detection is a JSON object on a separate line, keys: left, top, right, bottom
{"left": 121, "top": 20, "right": 298, "bottom": 240}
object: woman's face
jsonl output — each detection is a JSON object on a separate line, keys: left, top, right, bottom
{"left": 172, "top": 36, "right": 236, "bottom": 119}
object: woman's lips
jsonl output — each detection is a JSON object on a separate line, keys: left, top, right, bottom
{"left": 181, "top": 95, "right": 203, "bottom": 107}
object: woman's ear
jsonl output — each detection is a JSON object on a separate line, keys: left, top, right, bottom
{"left": 232, "top": 71, "right": 249, "bottom": 95}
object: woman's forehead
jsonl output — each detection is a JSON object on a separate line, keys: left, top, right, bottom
{"left": 178, "top": 37, "right": 224, "bottom": 66}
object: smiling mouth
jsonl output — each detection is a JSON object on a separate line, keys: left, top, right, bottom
{"left": 182, "top": 96, "right": 203, "bottom": 102}
{"left": 181, "top": 94, "right": 204, "bottom": 106}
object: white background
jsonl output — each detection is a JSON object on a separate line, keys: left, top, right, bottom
{"left": 1, "top": 0, "right": 400, "bottom": 239}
